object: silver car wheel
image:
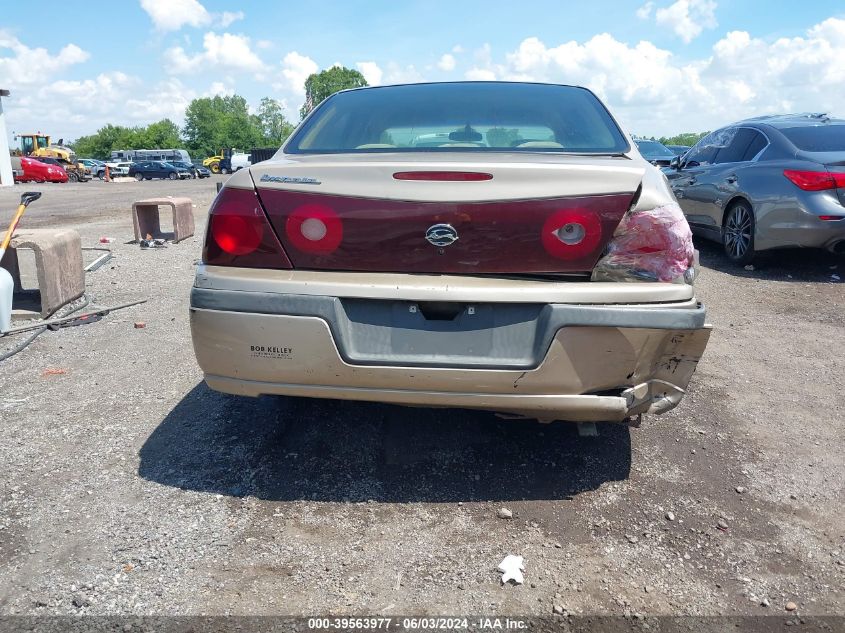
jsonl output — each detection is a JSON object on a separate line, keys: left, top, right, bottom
{"left": 724, "top": 204, "right": 753, "bottom": 260}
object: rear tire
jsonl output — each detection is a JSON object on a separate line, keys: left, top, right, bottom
{"left": 135, "top": 173, "right": 144, "bottom": 181}
{"left": 169, "top": 172, "right": 178, "bottom": 180}
{"left": 67, "top": 172, "right": 78, "bottom": 183}
{"left": 723, "top": 201, "right": 756, "bottom": 265}
{"left": 221, "top": 167, "right": 229, "bottom": 175}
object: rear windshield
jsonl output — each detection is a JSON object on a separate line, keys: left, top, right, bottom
{"left": 285, "top": 83, "right": 630, "bottom": 154}
{"left": 780, "top": 125, "right": 845, "bottom": 152}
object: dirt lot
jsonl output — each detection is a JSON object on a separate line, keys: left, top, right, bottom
{"left": 0, "top": 178, "right": 843, "bottom": 619}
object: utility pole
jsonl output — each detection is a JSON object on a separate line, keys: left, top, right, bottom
{"left": 0, "top": 89, "right": 13, "bottom": 187}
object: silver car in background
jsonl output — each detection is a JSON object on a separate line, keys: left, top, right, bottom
{"left": 666, "top": 113, "right": 845, "bottom": 264}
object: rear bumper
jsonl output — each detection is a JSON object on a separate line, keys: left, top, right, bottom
{"left": 756, "top": 195, "right": 845, "bottom": 252}
{"left": 757, "top": 219, "right": 845, "bottom": 251}
{"left": 189, "top": 269, "right": 711, "bottom": 422}
{"left": 204, "top": 374, "right": 641, "bottom": 423}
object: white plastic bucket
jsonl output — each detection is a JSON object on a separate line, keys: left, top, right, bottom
{"left": 0, "top": 251, "right": 12, "bottom": 332}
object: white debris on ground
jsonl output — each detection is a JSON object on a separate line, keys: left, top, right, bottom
{"left": 498, "top": 554, "right": 525, "bottom": 585}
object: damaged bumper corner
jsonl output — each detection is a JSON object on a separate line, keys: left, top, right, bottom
{"left": 622, "top": 325, "right": 712, "bottom": 416}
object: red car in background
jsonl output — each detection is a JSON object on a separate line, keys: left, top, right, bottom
{"left": 12, "top": 156, "right": 69, "bottom": 183}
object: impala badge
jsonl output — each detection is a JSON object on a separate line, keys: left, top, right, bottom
{"left": 425, "top": 224, "right": 459, "bottom": 247}
{"left": 259, "top": 174, "right": 321, "bottom": 185}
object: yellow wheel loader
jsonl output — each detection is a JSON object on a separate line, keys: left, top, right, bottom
{"left": 14, "top": 133, "right": 90, "bottom": 182}
{"left": 202, "top": 148, "right": 235, "bottom": 174}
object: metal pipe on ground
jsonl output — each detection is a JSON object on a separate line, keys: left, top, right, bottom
{"left": 0, "top": 298, "right": 147, "bottom": 338}
{"left": 82, "top": 247, "right": 113, "bottom": 272}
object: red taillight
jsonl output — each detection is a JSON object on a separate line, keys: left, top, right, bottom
{"left": 393, "top": 171, "right": 493, "bottom": 181}
{"left": 285, "top": 204, "right": 343, "bottom": 254}
{"left": 211, "top": 215, "right": 261, "bottom": 255}
{"left": 783, "top": 169, "right": 845, "bottom": 191}
{"left": 819, "top": 215, "right": 844, "bottom": 221}
{"left": 257, "top": 188, "right": 632, "bottom": 273}
{"left": 541, "top": 209, "right": 602, "bottom": 260}
{"left": 203, "top": 187, "right": 292, "bottom": 268}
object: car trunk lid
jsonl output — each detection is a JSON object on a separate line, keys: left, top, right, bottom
{"left": 251, "top": 153, "right": 644, "bottom": 274}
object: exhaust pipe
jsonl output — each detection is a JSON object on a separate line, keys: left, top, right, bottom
{"left": 829, "top": 240, "right": 845, "bottom": 255}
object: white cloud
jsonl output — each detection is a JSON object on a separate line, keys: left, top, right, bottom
{"left": 124, "top": 78, "right": 196, "bottom": 122}
{"left": 449, "top": 18, "right": 845, "bottom": 136}
{"left": 256, "top": 39, "right": 273, "bottom": 50}
{"left": 655, "top": 0, "right": 717, "bottom": 43}
{"left": 437, "top": 53, "right": 456, "bottom": 72}
{"left": 465, "top": 43, "right": 496, "bottom": 80}
{"left": 474, "top": 43, "right": 493, "bottom": 65}
{"left": 205, "top": 81, "right": 235, "bottom": 97}
{"left": 636, "top": 1, "right": 654, "bottom": 20}
{"left": 356, "top": 61, "right": 383, "bottom": 86}
{"left": 218, "top": 11, "right": 244, "bottom": 28}
{"left": 5, "top": 74, "right": 125, "bottom": 138}
{"left": 44, "top": 72, "right": 138, "bottom": 130}
{"left": 165, "top": 32, "right": 263, "bottom": 74}
{"left": 139, "top": 0, "right": 211, "bottom": 31}
{"left": 5, "top": 72, "right": 195, "bottom": 140}
{"left": 139, "top": 0, "right": 244, "bottom": 31}
{"left": 464, "top": 68, "right": 496, "bottom": 80}
{"left": 280, "top": 51, "right": 319, "bottom": 94}
{"left": 0, "top": 32, "right": 89, "bottom": 86}
{"left": 383, "top": 63, "right": 424, "bottom": 84}
{"left": 452, "top": 45, "right": 465, "bottom": 54}
{"left": 49, "top": 71, "right": 134, "bottom": 103}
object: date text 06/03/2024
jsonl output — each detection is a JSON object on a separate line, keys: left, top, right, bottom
{"left": 306, "top": 616, "right": 528, "bottom": 630}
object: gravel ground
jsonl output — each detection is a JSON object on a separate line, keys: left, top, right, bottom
{"left": 0, "top": 179, "right": 843, "bottom": 618}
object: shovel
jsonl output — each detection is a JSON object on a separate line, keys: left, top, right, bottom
{"left": 1, "top": 192, "right": 42, "bottom": 332}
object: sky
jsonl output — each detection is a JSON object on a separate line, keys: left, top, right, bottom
{"left": 2, "top": 0, "right": 845, "bottom": 145}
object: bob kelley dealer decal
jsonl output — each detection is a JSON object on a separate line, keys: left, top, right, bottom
{"left": 250, "top": 345, "right": 293, "bottom": 359}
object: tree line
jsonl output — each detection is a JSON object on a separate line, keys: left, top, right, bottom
{"left": 71, "top": 66, "right": 368, "bottom": 160}
{"left": 71, "top": 95, "right": 294, "bottom": 160}
{"left": 653, "top": 132, "right": 709, "bottom": 147}
{"left": 70, "top": 63, "right": 710, "bottom": 159}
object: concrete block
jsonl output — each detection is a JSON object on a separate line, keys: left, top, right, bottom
{"left": 0, "top": 228, "right": 84, "bottom": 317}
{"left": 132, "top": 197, "right": 194, "bottom": 243}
